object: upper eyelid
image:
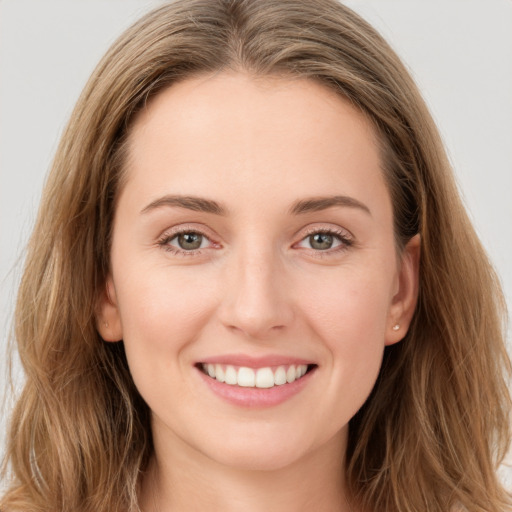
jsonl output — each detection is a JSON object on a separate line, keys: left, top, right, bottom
{"left": 158, "top": 223, "right": 218, "bottom": 241}
{"left": 295, "top": 223, "right": 354, "bottom": 240}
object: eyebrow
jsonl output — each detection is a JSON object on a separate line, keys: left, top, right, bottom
{"left": 140, "top": 195, "right": 226, "bottom": 215}
{"left": 289, "top": 195, "right": 371, "bottom": 216}
{"left": 140, "top": 193, "right": 371, "bottom": 217}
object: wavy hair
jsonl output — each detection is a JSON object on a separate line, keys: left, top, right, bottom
{"left": 1, "top": 1, "right": 510, "bottom": 511}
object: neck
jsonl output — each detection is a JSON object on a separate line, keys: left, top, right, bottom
{"left": 140, "top": 426, "right": 351, "bottom": 512}
{"left": 139, "top": 425, "right": 353, "bottom": 512}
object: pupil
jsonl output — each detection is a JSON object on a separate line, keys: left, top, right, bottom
{"left": 178, "top": 232, "right": 202, "bottom": 250}
{"left": 310, "top": 233, "right": 333, "bottom": 250}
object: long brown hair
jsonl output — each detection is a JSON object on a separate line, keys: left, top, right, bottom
{"left": 2, "top": 1, "right": 510, "bottom": 511}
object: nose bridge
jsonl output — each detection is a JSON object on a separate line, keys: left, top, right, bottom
{"left": 219, "top": 240, "right": 293, "bottom": 338}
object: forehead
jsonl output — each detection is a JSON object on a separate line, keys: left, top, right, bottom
{"left": 128, "top": 72, "right": 379, "bottom": 156}
{"left": 121, "top": 72, "right": 389, "bottom": 219}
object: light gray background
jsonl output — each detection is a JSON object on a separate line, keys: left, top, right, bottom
{"left": 1, "top": 0, "right": 511, "bottom": 484}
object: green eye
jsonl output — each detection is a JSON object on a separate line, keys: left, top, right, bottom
{"left": 176, "top": 232, "right": 203, "bottom": 250}
{"left": 158, "top": 228, "right": 216, "bottom": 255}
{"left": 295, "top": 229, "right": 352, "bottom": 253}
{"left": 309, "top": 233, "right": 334, "bottom": 250}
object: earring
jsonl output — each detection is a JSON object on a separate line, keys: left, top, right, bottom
{"left": 392, "top": 324, "right": 400, "bottom": 331}
{"left": 104, "top": 321, "right": 109, "bottom": 328}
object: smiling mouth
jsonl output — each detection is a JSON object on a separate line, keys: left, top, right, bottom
{"left": 197, "top": 363, "right": 316, "bottom": 389}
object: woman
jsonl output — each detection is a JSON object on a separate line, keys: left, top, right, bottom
{"left": 1, "top": 0, "right": 510, "bottom": 511}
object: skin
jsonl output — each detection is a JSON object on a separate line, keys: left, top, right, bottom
{"left": 98, "top": 72, "right": 420, "bottom": 512}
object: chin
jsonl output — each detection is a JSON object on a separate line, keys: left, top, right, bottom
{"left": 198, "top": 427, "right": 330, "bottom": 472}
{"left": 210, "top": 444, "right": 306, "bottom": 472}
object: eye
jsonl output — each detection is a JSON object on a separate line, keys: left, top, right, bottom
{"left": 295, "top": 228, "right": 352, "bottom": 252}
{"left": 307, "top": 232, "right": 338, "bottom": 251}
{"left": 173, "top": 232, "right": 206, "bottom": 250}
{"left": 158, "top": 229, "right": 214, "bottom": 254}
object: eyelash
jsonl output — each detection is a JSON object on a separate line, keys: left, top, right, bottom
{"left": 296, "top": 227, "right": 354, "bottom": 257}
{"left": 157, "top": 227, "right": 354, "bottom": 257}
{"left": 157, "top": 229, "right": 214, "bottom": 256}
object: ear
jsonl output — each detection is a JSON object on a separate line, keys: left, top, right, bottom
{"left": 385, "top": 234, "right": 421, "bottom": 346}
{"left": 96, "top": 275, "right": 123, "bottom": 342}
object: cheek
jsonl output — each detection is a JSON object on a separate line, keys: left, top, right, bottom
{"left": 112, "top": 264, "right": 225, "bottom": 421}
{"left": 299, "top": 265, "right": 392, "bottom": 339}
{"left": 116, "top": 263, "right": 216, "bottom": 336}
{"left": 113, "top": 264, "right": 220, "bottom": 383}
{"left": 297, "top": 266, "right": 393, "bottom": 393}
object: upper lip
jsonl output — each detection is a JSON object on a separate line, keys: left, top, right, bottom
{"left": 198, "top": 353, "right": 316, "bottom": 368}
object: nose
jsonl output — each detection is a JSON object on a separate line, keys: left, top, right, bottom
{"left": 218, "top": 247, "right": 294, "bottom": 340}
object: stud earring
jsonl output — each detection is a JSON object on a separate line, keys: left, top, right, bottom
{"left": 392, "top": 324, "right": 400, "bottom": 331}
{"left": 104, "top": 321, "right": 109, "bottom": 328}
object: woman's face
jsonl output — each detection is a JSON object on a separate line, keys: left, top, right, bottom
{"left": 99, "top": 73, "right": 419, "bottom": 471}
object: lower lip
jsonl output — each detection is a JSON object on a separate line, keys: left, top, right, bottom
{"left": 196, "top": 366, "right": 316, "bottom": 408}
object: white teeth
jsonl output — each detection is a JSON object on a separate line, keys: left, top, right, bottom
{"left": 201, "top": 363, "right": 309, "bottom": 388}
{"left": 225, "top": 365, "right": 238, "bottom": 385}
{"left": 215, "top": 364, "right": 225, "bottom": 383}
{"left": 255, "top": 367, "right": 274, "bottom": 388}
{"left": 274, "top": 366, "right": 287, "bottom": 385}
{"left": 237, "top": 367, "right": 255, "bottom": 387}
